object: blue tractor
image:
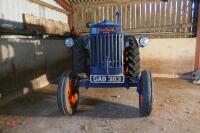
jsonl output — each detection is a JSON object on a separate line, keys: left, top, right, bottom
{"left": 57, "top": 13, "right": 154, "bottom": 117}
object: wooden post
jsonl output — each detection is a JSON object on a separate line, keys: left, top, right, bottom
{"left": 194, "top": 4, "right": 200, "bottom": 70}
{"left": 68, "top": 13, "right": 73, "bottom": 30}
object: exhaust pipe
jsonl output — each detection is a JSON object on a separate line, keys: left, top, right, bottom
{"left": 116, "top": 11, "right": 121, "bottom": 25}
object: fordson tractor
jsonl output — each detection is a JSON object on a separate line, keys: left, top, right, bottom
{"left": 57, "top": 13, "right": 154, "bottom": 117}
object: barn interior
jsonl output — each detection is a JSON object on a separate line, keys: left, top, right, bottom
{"left": 0, "top": 0, "right": 200, "bottom": 132}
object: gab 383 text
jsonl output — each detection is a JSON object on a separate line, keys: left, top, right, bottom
{"left": 90, "top": 75, "right": 124, "bottom": 83}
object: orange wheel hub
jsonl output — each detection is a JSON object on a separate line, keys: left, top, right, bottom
{"left": 139, "top": 82, "right": 144, "bottom": 105}
{"left": 124, "top": 48, "right": 129, "bottom": 76}
{"left": 139, "top": 95, "right": 144, "bottom": 105}
{"left": 67, "top": 79, "right": 78, "bottom": 107}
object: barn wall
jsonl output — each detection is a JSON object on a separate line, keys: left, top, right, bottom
{"left": 0, "top": 38, "right": 71, "bottom": 89}
{"left": 140, "top": 38, "right": 196, "bottom": 78}
{"left": 0, "top": 38, "right": 195, "bottom": 83}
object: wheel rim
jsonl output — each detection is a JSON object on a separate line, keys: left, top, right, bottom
{"left": 67, "top": 79, "right": 78, "bottom": 107}
{"left": 139, "top": 82, "right": 144, "bottom": 106}
{"left": 139, "top": 94, "right": 144, "bottom": 106}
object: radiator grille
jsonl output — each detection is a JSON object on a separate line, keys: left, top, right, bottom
{"left": 90, "top": 34, "right": 124, "bottom": 68}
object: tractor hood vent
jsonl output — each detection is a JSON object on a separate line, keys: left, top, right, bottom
{"left": 90, "top": 20, "right": 122, "bottom": 34}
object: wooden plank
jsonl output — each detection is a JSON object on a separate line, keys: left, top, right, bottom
{"left": 154, "top": 1, "right": 158, "bottom": 32}
{"left": 110, "top": 6, "right": 114, "bottom": 22}
{"left": 128, "top": 3, "right": 132, "bottom": 30}
{"left": 161, "top": 1, "right": 165, "bottom": 32}
{"left": 104, "top": 6, "right": 107, "bottom": 20}
{"left": 113, "top": 5, "right": 116, "bottom": 22}
{"left": 94, "top": 7, "right": 97, "bottom": 24}
{"left": 78, "top": 7, "right": 82, "bottom": 32}
{"left": 165, "top": 1, "right": 170, "bottom": 32}
{"left": 96, "top": 6, "right": 100, "bottom": 23}
{"left": 179, "top": 0, "right": 184, "bottom": 33}
{"left": 23, "top": 14, "right": 70, "bottom": 35}
{"left": 147, "top": 2, "right": 152, "bottom": 32}
{"left": 169, "top": 0, "right": 174, "bottom": 32}
{"left": 184, "top": 0, "right": 190, "bottom": 34}
{"left": 125, "top": 4, "right": 128, "bottom": 29}
{"left": 153, "top": 2, "right": 157, "bottom": 32}
{"left": 177, "top": 0, "right": 181, "bottom": 32}
{"left": 85, "top": 7, "right": 89, "bottom": 32}
{"left": 131, "top": 2, "right": 135, "bottom": 29}
{"left": 73, "top": 7, "right": 77, "bottom": 30}
{"left": 90, "top": 7, "right": 94, "bottom": 23}
{"left": 157, "top": 1, "right": 162, "bottom": 32}
{"left": 110, "top": 6, "right": 113, "bottom": 22}
{"left": 182, "top": 0, "right": 187, "bottom": 33}
{"left": 194, "top": 3, "right": 200, "bottom": 70}
{"left": 83, "top": 7, "right": 86, "bottom": 32}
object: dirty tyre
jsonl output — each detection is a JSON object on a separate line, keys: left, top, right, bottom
{"left": 139, "top": 70, "right": 153, "bottom": 117}
{"left": 124, "top": 36, "right": 140, "bottom": 82}
{"left": 57, "top": 71, "right": 79, "bottom": 116}
{"left": 73, "top": 39, "right": 88, "bottom": 73}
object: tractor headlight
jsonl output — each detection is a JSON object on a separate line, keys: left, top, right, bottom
{"left": 65, "top": 38, "right": 74, "bottom": 48}
{"left": 139, "top": 36, "right": 149, "bottom": 47}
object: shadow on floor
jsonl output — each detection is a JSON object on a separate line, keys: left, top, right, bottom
{"left": 0, "top": 90, "right": 139, "bottom": 119}
{"left": 77, "top": 97, "right": 139, "bottom": 118}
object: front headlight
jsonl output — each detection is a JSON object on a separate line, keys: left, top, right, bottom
{"left": 65, "top": 38, "right": 74, "bottom": 48}
{"left": 139, "top": 36, "right": 149, "bottom": 47}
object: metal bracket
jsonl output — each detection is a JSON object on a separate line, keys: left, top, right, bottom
{"left": 193, "top": 69, "right": 200, "bottom": 80}
{"left": 193, "top": 69, "right": 200, "bottom": 85}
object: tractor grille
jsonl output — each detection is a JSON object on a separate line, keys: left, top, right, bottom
{"left": 90, "top": 34, "right": 124, "bottom": 68}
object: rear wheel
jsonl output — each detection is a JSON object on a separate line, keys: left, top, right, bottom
{"left": 57, "top": 71, "right": 79, "bottom": 116}
{"left": 124, "top": 36, "right": 140, "bottom": 82}
{"left": 72, "top": 39, "right": 88, "bottom": 74}
{"left": 139, "top": 70, "right": 153, "bottom": 117}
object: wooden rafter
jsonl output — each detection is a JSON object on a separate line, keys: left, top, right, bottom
{"left": 55, "top": 0, "right": 73, "bottom": 13}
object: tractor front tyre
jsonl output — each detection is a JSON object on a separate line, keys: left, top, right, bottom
{"left": 57, "top": 71, "right": 79, "bottom": 116}
{"left": 139, "top": 70, "right": 154, "bottom": 117}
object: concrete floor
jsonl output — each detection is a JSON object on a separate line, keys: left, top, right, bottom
{"left": 0, "top": 78, "right": 200, "bottom": 133}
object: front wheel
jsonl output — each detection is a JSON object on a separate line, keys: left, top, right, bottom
{"left": 57, "top": 71, "right": 79, "bottom": 116}
{"left": 139, "top": 70, "right": 154, "bottom": 117}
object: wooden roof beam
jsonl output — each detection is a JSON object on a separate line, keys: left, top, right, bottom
{"left": 55, "top": 0, "right": 73, "bottom": 13}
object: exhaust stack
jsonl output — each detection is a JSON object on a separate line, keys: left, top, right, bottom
{"left": 116, "top": 11, "right": 121, "bottom": 25}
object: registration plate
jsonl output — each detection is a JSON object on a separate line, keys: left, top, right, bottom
{"left": 90, "top": 75, "right": 124, "bottom": 83}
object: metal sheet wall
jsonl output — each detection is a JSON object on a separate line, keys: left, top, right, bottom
{"left": 0, "top": 0, "right": 68, "bottom": 29}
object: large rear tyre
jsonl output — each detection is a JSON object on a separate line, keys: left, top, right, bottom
{"left": 72, "top": 39, "right": 88, "bottom": 74}
{"left": 124, "top": 36, "right": 140, "bottom": 82}
{"left": 139, "top": 70, "right": 153, "bottom": 117}
{"left": 57, "top": 71, "right": 79, "bottom": 116}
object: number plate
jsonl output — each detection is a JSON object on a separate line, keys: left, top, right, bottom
{"left": 90, "top": 75, "right": 124, "bottom": 83}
